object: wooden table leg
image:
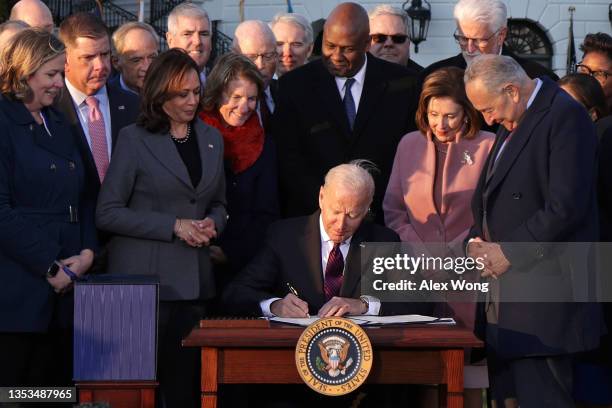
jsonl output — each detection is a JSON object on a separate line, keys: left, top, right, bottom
{"left": 440, "top": 349, "right": 464, "bottom": 408}
{"left": 201, "top": 347, "right": 218, "bottom": 408}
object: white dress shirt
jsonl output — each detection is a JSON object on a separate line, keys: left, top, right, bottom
{"left": 334, "top": 55, "right": 367, "bottom": 114}
{"left": 260, "top": 215, "right": 381, "bottom": 317}
{"left": 119, "top": 75, "right": 138, "bottom": 96}
{"left": 65, "top": 79, "right": 113, "bottom": 158}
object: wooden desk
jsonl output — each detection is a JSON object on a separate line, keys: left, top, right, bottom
{"left": 183, "top": 321, "right": 483, "bottom": 408}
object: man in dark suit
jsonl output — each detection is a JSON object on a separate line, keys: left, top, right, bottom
{"left": 56, "top": 13, "right": 139, "bottom": 200}
{"left": 110, "top": 21, "right": 159, "bottom": 96}
{"left": 233, "top": 20, "right": 278, "bottom": 132}
{"left": 421, "top": 0, "right": 557, "bottom": 82}
{"left": 421, "top": 0, "right": 556, "bottom": 135}
{"left": 273, "top": 2, "right": 419, "bottom": 223}
{"left": 465, "top": 54, "right": 602, "bottom": 407}
{"left": 223, "top": 161, "right": 425, "bottom": 318}
{"left": 368, "top": 4, "right": 423, "bottom": 73}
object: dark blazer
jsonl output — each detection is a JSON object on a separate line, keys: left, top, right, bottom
{"left": 272, "top": 54, "right": 419, "bottom": 222}
{"left": 0, "top": 95, "right": 97, "bottom": 331}
{"left": 222, "top": 211, "right": 431, "bottom": 316}
{"left": 420, "top": 48, "right": 559, "bottom": 133}
{"left": 421, "top": 47, "right": 559, "bottom": 83}
{"left": 56, "top": 81, "right": 140, "bottom": 197}
{"left": 406, "top": 58, "right": 424, "bottom": 72}
{"left": 95, "top": 120, "right": 227, "bottom": 301}
{"left": 219, "top": 135, "right": 280, "bottom": 275}
{"left": 469, "top": 78, "right": 602, "bottom": 358}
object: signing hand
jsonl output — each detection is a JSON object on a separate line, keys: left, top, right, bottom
{"left": 270, "top": 293, "right": 309, "bottom": 317}
{"left": 317, "top": 297, "right": 367, "bottom": 317}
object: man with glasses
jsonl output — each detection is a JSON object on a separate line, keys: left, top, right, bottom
{"left": 273, "top": 2, "right": 419, "bottom": 223}
{"left": 270, "top": 12, "right": 314, "bottom": 77}
{"left": 421, "top": 0, "right": 557, "bottom": 79}
{"left": 578, "top": 32, "right": 612, "bottom": 110}
{"left": 420, "top": 0, "right": 556, "bottom": 132}
{"left": 166, "top": 2, "right": 211, "bottom": 84}
{"left": 234, "top": 20, "right": 278, "bottom": 131}
{"left": 368, "top": 4, "right": 422, "bottom": 72}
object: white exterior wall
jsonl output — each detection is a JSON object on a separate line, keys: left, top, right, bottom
{"left": 115, "top": 1, "right": 612, "bottom": 76}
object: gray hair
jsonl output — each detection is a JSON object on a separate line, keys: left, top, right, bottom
{"left": 0, "top": 20, "right": 29, "bottom": 35}
{"left": 368, "top": 4, "right": 409, "bottom": 35}
{"left": 324, "top": 160, "right": 377, "bottom": 202}
{"left": 464, "top": 54, "right": 528, "bottom": 91}
{"left": 112, "top": 22, "right": 159, "bottom": 55}
{"left": 167, "top": 2, "right": 210, "bottom": 34}
{"left": 269, "top": 12, "right": 313, "bottom": 45}
{"left": 233, "top": 20, "right": 276, "bottom": 51}
{"left": 454, "top": 0, "right": 507, "bottom": 33}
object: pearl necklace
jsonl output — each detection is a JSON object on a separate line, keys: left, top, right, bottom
{"left": 171, "top": 124, "right": 191, "bottom": 144}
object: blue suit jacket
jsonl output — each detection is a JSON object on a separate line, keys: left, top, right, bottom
{"left": 470, "top": 78, "right": 602, "bottom": 358}
{"left": 0, "top": 95, "right": 97, "bottom": 331}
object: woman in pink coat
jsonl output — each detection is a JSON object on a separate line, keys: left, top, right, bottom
{"left": 383, "top": 66, "right": 494, "bottom": 406}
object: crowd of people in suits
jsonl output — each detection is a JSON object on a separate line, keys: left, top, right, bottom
{"left": 0, "top": 0, "right": 611, "bottom": 407}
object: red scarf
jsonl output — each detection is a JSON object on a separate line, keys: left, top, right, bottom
{"left": 200, "top": 110, "right": 264, "bottom": 174}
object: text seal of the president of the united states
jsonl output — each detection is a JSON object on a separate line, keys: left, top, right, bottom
{"left": 295, "top": 317, "right": 373, "bottom": 396}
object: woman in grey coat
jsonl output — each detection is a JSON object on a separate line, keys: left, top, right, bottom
{"left": 96, "top": 49, "right": 226, "bottom": 408}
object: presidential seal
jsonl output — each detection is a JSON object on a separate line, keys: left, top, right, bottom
{"left": 295, "top": 317, "right": 373, "bottom": 396}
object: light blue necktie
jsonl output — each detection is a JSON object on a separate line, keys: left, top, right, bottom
{"left": 343, "top": 78, "right": 356, "bottom": 131}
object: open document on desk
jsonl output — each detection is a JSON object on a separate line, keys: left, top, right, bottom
{"left": 265, "top": 315, "right": 456, "bottom": 327}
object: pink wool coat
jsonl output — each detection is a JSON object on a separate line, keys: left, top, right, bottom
{"left": 383, "top": 130, "right": 494, "bottom": 328}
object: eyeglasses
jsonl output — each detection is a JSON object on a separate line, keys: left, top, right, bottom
{"left": 276, "top": 41, "right": 307, "bottom": 50}
{"left": 244, "top": 51, "right": 278, "bottom": 63}
{"left": 370, "top": 34, "right": 409, "bottom": 44}
{"left": 576, "top": 63, "right": 612, "bottom": 82}
{"left": 453, "top": 28, "right": 501, "bottom": 48}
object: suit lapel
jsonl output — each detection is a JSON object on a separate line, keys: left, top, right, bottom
{"left": 58, "top": 87, "right": 98, "bottom": 175}
{"left": 107, "top": 84, "right": 128, "bottom": 149}
{"left": 194, "top": 121, "right": 221, "bottom": 194}
{"left": 486, "top": 80, "right": 553, "bottom": 194}
{"left": 4, "top": 99, "right": 73, "bottom": 160}
{"left": 351, "top": 57, "right": 387, "bottom": 142}
{"left": 300, "top": 212, "right": 325, "bottom": 302}
{"left": 341, "top": 224, "right": 367, "bottom": 298}
{"left": 142, "top": 131, "right": 193, "bottom": 190}
{"left": 314, "top": 63, "right": 352, "bottom": 139}
{"left": 34, "top": 108, "right": 74, "bottom": 160}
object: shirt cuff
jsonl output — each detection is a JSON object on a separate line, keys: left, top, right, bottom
{"left": 362, "top": 295, "right": 381, "bottom": 315}
{"left": 260, "top": 297, "right": 282, "bottom": 317}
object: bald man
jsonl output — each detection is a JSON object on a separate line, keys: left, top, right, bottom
{"left": 0, "top": 20, "right": 28, "bottom": 48}
{"left": 273, "top": 2, "right": 419, "bottom": 224}
{"left": 9, "top": 0, "right": 53, "bottom": 33}
{"left": 233, "top": 20, "right": 278, "bottom": 131}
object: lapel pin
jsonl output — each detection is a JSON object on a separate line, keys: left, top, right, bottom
{"left": 118, "top": 106, "right": 125, "bottom": 110}
{"left": 461, "top": 150, "right": 474, "bottom": 165}
{"left": 208, "top": 144, "right": 214, "bottom": 149}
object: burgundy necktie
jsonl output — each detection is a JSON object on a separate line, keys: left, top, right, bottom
{"left": 324, "top": 243, "right": 344, "bottom": 301}
{"left": 85, "top": 96, "right": 109, "bottom": 182}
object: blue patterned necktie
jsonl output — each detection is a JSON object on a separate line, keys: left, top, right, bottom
{"left": 343, "top": 78, "right": 356, "bottom": 131}
{"left": 324, "top": 243, "right": 344, "bottom": 300}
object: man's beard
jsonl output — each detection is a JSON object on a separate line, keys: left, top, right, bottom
{"left": 462, "top": 50, "right": 482, "bottom": 65}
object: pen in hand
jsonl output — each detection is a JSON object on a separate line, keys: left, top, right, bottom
{"left": 286, "top": 282, "right": 310, "bottom": 318}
